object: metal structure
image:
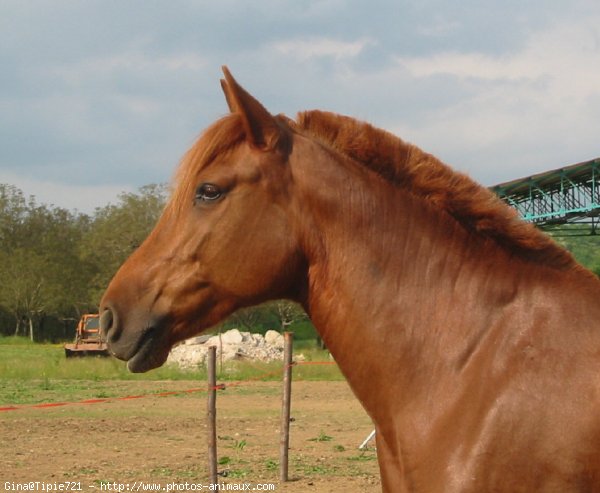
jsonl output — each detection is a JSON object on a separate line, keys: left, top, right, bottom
{"left": 491, "top": 157, "right": 600, "bottom": 236}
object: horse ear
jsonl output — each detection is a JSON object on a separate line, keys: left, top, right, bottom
{"left": 220, "top": 79, "right": 237, "bottom": 113}
{"left": 221, "top": 66, "right": 284, "bottom": 150}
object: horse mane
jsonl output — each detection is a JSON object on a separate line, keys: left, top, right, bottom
{"left": 295, "top": 110, "right": 577, "bottom": 270}
{"left": 171, "top": 109, "right": 577, "bottom": 270}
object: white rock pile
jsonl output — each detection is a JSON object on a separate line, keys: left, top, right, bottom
{"left": 167, "top": 328, "right": 285, "bottom": 370}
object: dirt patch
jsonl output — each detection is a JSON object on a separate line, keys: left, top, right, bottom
{"left": 1, "top": 381, "right": 380, "bottom": 492}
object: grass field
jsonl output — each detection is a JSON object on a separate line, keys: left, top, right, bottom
{"left": 0, "top": 336, "right": 343, "bottom": 407}
{"left": 1, "top": 336, "right": 379, "bottom": 491}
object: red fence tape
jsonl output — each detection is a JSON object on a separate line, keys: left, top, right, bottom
{"left": 0, "top": 360, "right": 336, "bottom": 413}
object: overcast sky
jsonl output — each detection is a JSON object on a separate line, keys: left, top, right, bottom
{"left": 1, "top": 1, "right": 599, "bottom": 213}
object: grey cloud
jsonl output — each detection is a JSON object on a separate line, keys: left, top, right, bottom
{"left": 0, "top": 0, "right": 599, "bottom": 211}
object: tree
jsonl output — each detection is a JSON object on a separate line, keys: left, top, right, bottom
{"left": 266, "top": 300, "right": 308, "bottom": 331}
{"left": 79, "top": 184, "right": 168, "bottom": 305}
{"left": 0, "top": 187, "right": 46, "bottom": 336}
{"left": 0, "top": 184, "right": 28, "bottom": 250}
{"left": 0, "top": 249, "right": 46, "bottom": 339}
{"left": 0, "top": 185, "right": 96, "bottom": 338}
{"left": 226, "top": 306, "right": 265, "bottom": 331}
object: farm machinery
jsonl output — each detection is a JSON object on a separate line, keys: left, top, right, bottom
{"left": 64, "top": 314, "right": 109, "bottom": 357}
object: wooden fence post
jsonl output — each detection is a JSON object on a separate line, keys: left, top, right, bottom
{"left": 280, "top": 331, "right": 294, "bottom": 482}
{"left": 207, "top": 345, "right": 218, "bottom": 485}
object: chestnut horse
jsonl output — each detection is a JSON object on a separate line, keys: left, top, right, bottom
{"left": 100, "top": 67, "right": 600, "bottom": 492}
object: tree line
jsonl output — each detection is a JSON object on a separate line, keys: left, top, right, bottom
{"left": 0, "top": 183, "right": 309, "bottom": 342}
{"left": 1, "top": 182, "right": 597, "bottom": 342}
{"left": 0, "top": 183, "right": 168, "bottom": 340}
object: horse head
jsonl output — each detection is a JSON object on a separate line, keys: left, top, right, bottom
{"left": 100, "top": 68, "right": 305, "bottom": 372}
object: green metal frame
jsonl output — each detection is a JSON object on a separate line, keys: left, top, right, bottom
{"left": 491, "top": 158, "right": 600, "bottom": 235}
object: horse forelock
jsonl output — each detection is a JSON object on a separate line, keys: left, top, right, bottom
{"left": 169, "top": 114, "right": 246, "bottom": 214}
{"left": 295, "top": 110, "right": 578, "bottom": 271}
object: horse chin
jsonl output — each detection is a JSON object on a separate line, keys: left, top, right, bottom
{"left": 123, "top": 330, "right": 171, "bottom": 373}
{"left": 127, "top": 348, "right": 169, "bottom": 373}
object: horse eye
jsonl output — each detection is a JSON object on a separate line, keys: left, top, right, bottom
{"left": 195, "top": 183, "right": 223, "bottom": 203}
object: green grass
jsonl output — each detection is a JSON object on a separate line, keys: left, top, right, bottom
{"left": 0, "top": 378, "right": 195, "bottom": 406}
{"left": 0, "top": 338, "right": 340, "bottom": 381}
{"left": 0, "top": 335, "right": 36, "bottom": 345}
{"left": 0, "top": 340, "right": 341, "bottom": 407}
{"left": 0, "top": 342, "right": 193, "bottom": 381}
{"left": 308, "top": 431, "right": 334, "bottom": 442}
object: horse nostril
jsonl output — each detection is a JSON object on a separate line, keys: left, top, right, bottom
{"left": 100, "top": 308, "right": 115, "bottom": 339}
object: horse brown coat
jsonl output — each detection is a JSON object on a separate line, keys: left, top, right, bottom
{"left": 101, "top": 68, "right": 600, "bottom": 492}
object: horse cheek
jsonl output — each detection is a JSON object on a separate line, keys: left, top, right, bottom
{"left": 215, "top": 211, "right": 295, "bottom": 301}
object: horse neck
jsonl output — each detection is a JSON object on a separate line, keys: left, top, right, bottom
{"left": 289, "top": 135, "right": 595, "bottom": 421}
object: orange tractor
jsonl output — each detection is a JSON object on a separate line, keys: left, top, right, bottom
{"left": 64, "top": 314, "right": 109, "bottom": 357}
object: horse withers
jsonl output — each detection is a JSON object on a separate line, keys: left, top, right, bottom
{"left": 100, "top": 67, "right": 600, "bottom": 492}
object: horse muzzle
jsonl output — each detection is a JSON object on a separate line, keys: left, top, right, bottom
{"left": 99, "top": 305, "right": 170, "bottom": 373}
